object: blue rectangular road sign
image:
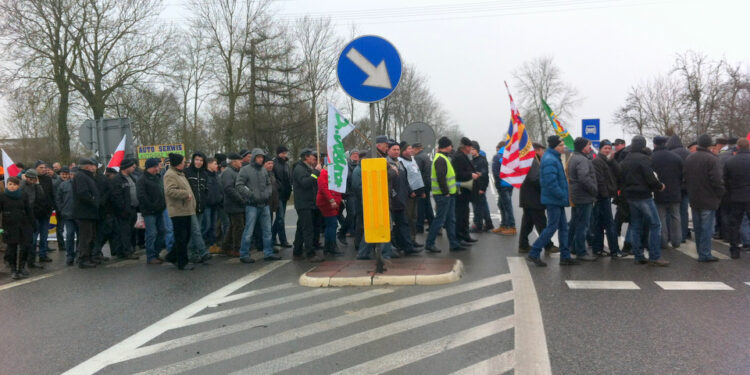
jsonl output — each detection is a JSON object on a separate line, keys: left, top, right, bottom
{"left": 582, "top": 119, "right": 600, "bottom": 142}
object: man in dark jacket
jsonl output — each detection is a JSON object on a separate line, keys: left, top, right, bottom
{"left": 652, "top": 136, "right": 684, "bottom": 250}
{"left": 387, "top": 142, "right": 417, "bottom": 256}
{"left": 724, "top": 138, "right": 750, "bottom": 258}
{"left": 566, "top": 137, "right": 598, "bottom": 261}
{"left": 684, "top": 134, "right": 726, "bottom": 262}
{"left": 31, "top": 161, "right": 55, "bottom": 262}
{"left": 527, "top": 136, "right": 576, "bottom": 267}
{"left": 452, "top": 137, "right": 479, "bottom": 243}
{"left": 425, "top": 137, "right": 464, "bottom": 253}
{"left": 666, "top": 135, "right": 691, "bottom": 242}
{"left": 137, "top": 158, "right": 167, "bottom": 264}
{"left": 109, "top": 158, "right": 140, "bottom": 260}
{"left": 56, "top": 167, "right": 78, "bottom": 265}
{"left": 203, "top": 157, "right": 222, "bottom": 249}
{"left": 20, "top": 169, "right": 52, "bottom": 267}
{"left": 590, "top": 140, "right": 623, "bottom": 257}
{"left": 221, "top": 153, "right": 245, "bottom": 257}
{"left": 620, "top": 135, "right": 669, "bottom": 266}
{"left": 184, "top": 152, "right": 210, "bottom": 264}
{"left": 470, "top": 141, "right": 494, "bottom": 232}
{"left": 236, "top": 148, "right": 279, "bottom": 262}
{"left": 93, "top": 168, "right": 117, "bottom": 262}
{"left": 519, "top": 143, "right": 557, "bottom": 253}
{"left": 413, "top": 143, "right": 434, "bottom": 233}
{"left": 293, "top": 149, "right": 323, "bottom": 261}
{"left": 272, "top": 145, "right": 293, "bottom": 248}
{"left": 72, "top": 159, "right": 100, "bottom": 268}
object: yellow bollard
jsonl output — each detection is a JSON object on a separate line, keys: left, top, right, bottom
{"left": 361, "top": 158, "right": 391, "bottom": 243}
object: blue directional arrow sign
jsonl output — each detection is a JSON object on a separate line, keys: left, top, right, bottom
{"left": 337, "top": 35, "right": 402, "bottom": 103}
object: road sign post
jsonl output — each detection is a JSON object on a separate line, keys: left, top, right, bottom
{"left": 582, "top": 119, "right": 600, "bottom": 149}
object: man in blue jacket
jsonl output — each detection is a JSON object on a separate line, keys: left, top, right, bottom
{"left": 527, "top": 136, "right": 578, "bottom": 267}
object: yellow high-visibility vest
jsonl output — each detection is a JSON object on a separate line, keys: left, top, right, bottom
{"left": 431, "top": 153, "right": 457, "bottom": 195}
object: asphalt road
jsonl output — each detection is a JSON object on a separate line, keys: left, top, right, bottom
{"left": 1, "top": 189, "right": 748, "bottom": 375}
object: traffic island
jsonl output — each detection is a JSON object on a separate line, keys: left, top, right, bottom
{"left": 299, "top": 258, "right": 464, "bottom": 287}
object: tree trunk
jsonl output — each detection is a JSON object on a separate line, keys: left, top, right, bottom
{"left": 56, "top": 84, "right": 71, "bottom": 163}
{"left": 225, "top": 94, "right": 236, "bottom": 150}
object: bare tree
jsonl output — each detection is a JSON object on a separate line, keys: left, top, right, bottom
{"left": 110, "top": 84, "right": 181, "bottom": 145}
{"left": 66, "top": 0, "right": 173, "bottom": 120}
{"left": 170, "top": 29, "right": 212, "bottom": 151}
{"left": 0, "top": 0, "right": 81, "bottom": 162}
{"left": 672, "top": 51, "right": 724, "bottom": 137}
{"left": 191, "top": 0, "right": 272, "bottom": 150}
{"left": 716, "top": 63, "right": 750, "bottom": 137}
{"left": 512, "top": 56, "right": 579, "bottom": 143}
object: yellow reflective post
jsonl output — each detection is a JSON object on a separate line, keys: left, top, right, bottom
{"left": 361, "top": 158, "right": 391, "bottom": 243}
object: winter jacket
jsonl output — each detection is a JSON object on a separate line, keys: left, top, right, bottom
{"left": 723, "top": 149, "right": 750, "bottom": 203}
{"left": 185, "top": 152, "right": 208, "bottom": 213}
{"left": 387, "top": 156, "right": 410, "bottom": 211}
{"left": 666, "top": 135, "right": 690, "bottom": 162}
{"left": 109, "top": 173, "right": 137, "bottom": 218}
{"left": 651, "top": 146, "right": 684, "bottom": 204}
{"left": 351, "top": 164, "right": 362, "bottom": 199}
{"left": 72, "top": 169, "right": 101, "bottom": 220}
{"left": 163, "top": 167, "right": 196, "bottom": 217}
{"left": 471, "top": 151, "right": 490, "bottom": 192}
{"left": 221, "top": 164, "right": 245, "bottom": 215}
{"left": 20, "top": 180, "right": 52, "bottom": 220}
{"left": 620, "top": 147, "right": 662, "bottom": 200}
{"left": 37, "top": 173, "right": 55, "bottom": 214}
{"left": 273, "top": 156, "right": 293, "bottom": 202}
{"left": 0, "top": 189, "right": 32, "bottom": 244}
{"left": 520, "top": 156, "right": 543, "bottom": 210}
{"left": 137, "top": 171, "right": 166, "bottom": 216}
{"left": 539, "top": 148, "right": 569, "bottom": 207}
{"left": 269, "top": 172, "right": 279, "bottom": 214}
{"left": 566, "top": 152, "right": 598, "bottom": 204}
{"left": 492, "top": 148, "right": 514, "bottom": 189}
{"left": 399, "top": 155, "right": 425, "bottom": 194}
{"left": 55, "top": 180, "right": 75, "bottom": 220}
{"left": 592, "top": 155, "right": 620, "bottom": 199}
{"left": 316, "top": 168, "right": 342, "bottom": 217}
{"left": 414, "top": 150, "right": 432, "bottom": 192}
{"left": 205, "top": 170, "right": 223, "bottom": 208}
{"left": 684, "top": 147, "right": 725, "bottom": 210}
{"left": 236, "top": 149, "right": 272, "bottom": 207}
{"left": 293, "top": 160, "right": 320, "bottom": 210}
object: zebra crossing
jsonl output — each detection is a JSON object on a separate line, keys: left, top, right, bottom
{"left": 64, "top": 258, "right": 550, "bottom": 375}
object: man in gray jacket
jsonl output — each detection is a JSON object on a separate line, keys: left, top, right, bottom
{"left": 221, "top": 153, "right": 245, "bottom": 258}
{"left": 236, "top": 148, "right": 280, "bottom": 262}
{"left": 567, "top": 137, "right": 598, "bottom": 261}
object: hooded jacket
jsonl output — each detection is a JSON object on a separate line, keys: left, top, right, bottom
{"left": 651, "top": 145, "right": 684, "bottom": 204}
{"left": 236, "top": 148, "right": 272, "bottom": 206}
{"left": 273, "top": 154, "right": 293, "bottom": 202}
{"left": 723, "top": 148, "right": 750, "bottom": 203}
{"left": 540, "top": 148, "right": 569, "bottom": 207}
{"left": 221, "top": 163, "right": 245, "bottom": 215}
{"left": 620, "top": 137, "right": 663, "bottom": 200}
{"left": 684, "top": 147, "right": 725, "bottom": 210}
{"left": 137, "top": 170, "right": 166, "bottom": 216}
{"left": 566, "top": 142, "right": 598, "bottom": 204}
{"left": 292, "top": 159, "right": 320, "bottom": 210}
{"left": 471, "top": 151, "right": 490, "bottom": 192}
{"left": 185, "top": 152, "right": 208, "bottom": 213}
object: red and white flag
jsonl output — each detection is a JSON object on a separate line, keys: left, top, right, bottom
{"left": 107, "top": 135, "right": 127, "bottom": 171}
{"left": 499, "top": 82, "right": 535, "bottom": 188}
{"left": 2, "top": 149, "right": 21, "bottom": 184}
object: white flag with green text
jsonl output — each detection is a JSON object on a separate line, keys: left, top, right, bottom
{"left": 327, "top": 103, "right": 356, "bottom": 193}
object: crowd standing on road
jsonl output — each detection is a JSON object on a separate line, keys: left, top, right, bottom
{"left": 1, "top": 132, "right": 749, "bottom": 280}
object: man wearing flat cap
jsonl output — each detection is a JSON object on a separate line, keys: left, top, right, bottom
{"left": 652, "top": 136, "right": 684, "bottom": 250}
{"left": 72, "top": 158, "right": 101, "bottom": 268}
{"left": 137, "top": 158, "right": 167, "bottom": 264}
{"left": 108, "top": 158, "right": 140, "bottom": 260}
{"left": 452, "top": 137, "right": 479, "bottom": 244}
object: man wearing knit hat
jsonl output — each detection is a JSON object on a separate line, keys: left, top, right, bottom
{"left": 425, "top": 136, "right": 465, "bottom": 252}
{"left": 566, "top": 137, "right": 598, "bottom": 261}
{"left": 163, "top": 153, "right": 196, "bottom": 270}
{"left": 526, "top": 135, "right": 576, "bottom": 267}
{"left": 272, "top": 145, "right": 293, "bottom": 248}
{"left": 138, "top": 158, "right": 167, "bottom": 264}
{"left": 452, "top": 137, "right": 479, "bottom": 244}
{"left": 109, "top": 158, "right": 140, "bottom": 260}
{"left": 684, "top": 134, "right": 725, "bottom": 262}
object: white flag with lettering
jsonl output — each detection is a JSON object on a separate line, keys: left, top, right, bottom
{"left": 326, "top": 103, "right": 356, "bottom": 193}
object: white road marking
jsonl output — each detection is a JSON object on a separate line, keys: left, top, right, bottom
{"left": 566, "top": 280, "right": 640, "bottom": 290}
{"left": 675, "top": 240, "right": 730, "bottom": 260}
{"left": 62, "top": 261, "right": 289, "bottom": 375}
{"left": 508, "top": 257, "right": 552, "bottom": 375}
{"left": 136, "top": 274, "right": 514, "bottom": 375}
{"left": 332, "top": 315, "right": 515, "bottom": 375}
{"left": 450, "top": 349, "right": 515, "bottom": 375}
{"left": 214, "top": 283, "right": 296, "bottom": 305}
{"left": 655, "top": 281, "right": 734, "bottom": 291}
{"left": 746, "top": 282, "right": 750, "bottom": 286}
{"left": 0, "top": 270, "right": 65, "bottom": 292}
{"left": 229, "top": 292, "right": 515, "bottom": 375}
{"left": 179, "top": 288, "right": 338, "bottom": 327}
{"left": 125, "top": 288, "right": 393, "bottom": 363}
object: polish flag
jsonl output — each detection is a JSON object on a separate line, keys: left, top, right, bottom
{"left": 2, "top": 149, "right": 21, "bottom": 184}
{"left": 107, "top": 134, "right": 127, "bottom": 171}
{"left": 746, "top": 131, "right": 750, "bottom": 141}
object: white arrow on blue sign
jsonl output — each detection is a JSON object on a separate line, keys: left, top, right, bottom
{"left": 337, "top": 35, "right": 402, "bottom": 103}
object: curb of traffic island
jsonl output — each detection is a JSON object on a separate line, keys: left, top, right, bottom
{"left": 299, "top": 259, "right": 464, "bottom": 287}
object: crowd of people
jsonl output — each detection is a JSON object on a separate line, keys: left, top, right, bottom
{"left": 1, "top": 131, "right": 748, "bottom": 279}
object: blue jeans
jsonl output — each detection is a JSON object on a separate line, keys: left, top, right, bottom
{"left": 426, "top": 194, "right": 460, "bottom": 249}
{"left": 323, "top": 216, "right": 337, "bottom": 246}
{"left": 591, "top": 198, "right": 618, "bottom": 254}
{"left": 357, "top": 239, "right": 393, "bottom": 259}
{"left": 188, "top": 214, "right": 207, "bottom": 260}
{"left": 416, "top": 192, "right": 435, "bottom": 231}
{"left": 680, "top": 194, "right": 690, "bottom": 241}
{"left": 31, "top": 216, "right": 50, "bottom": 258}
{"left": 628, "top": 198, "right": 662, "bottom": 260}
{"left": 201, "top": 206, "right": 217, "bottom": 246}
{"left": 272, "top": 201, "right": 288, "bottom": 245}
{"left": 472, "top": 193, "right": 493, "bottom": 227}
{"left": 568, "top": 203, "right": 593, "bottom": 256}
{"left": 530, "top": 205, "right": 571, "bottom": 259}
{"left": 497, "top": 186, "right": 515, "bottom": 227}
{"left": 742, "top": 215, "right": 750, "bottom": 246}
{"left": 63, "top": 219, "right": 78, "bottom": 262}
{"left": 240, "top": 205, "right": 273, "bottom": 257}
{"left": 162, "top": 209, "right": 174, "bottom": 251}
{"left": 391, "top": 209, "right": 413, "bottom": 252}
{"left": 691, "top": 208, "right": 715, "bottom": 260}
{"left": 144, "top": 214, "right": 166, "bottom": 261}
